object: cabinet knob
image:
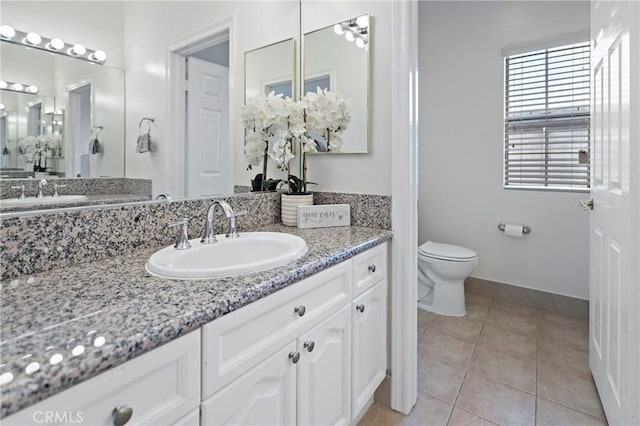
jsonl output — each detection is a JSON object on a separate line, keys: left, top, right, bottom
{"left": 356, "top": 304, "right": 366, "bottom": 313}
{"left": 294, "top": 305, "right": 306, "bottom": 317}
{"left": 368, "top": 264, "right": 376, "bottom": 273}
{"left": 303, "top": 341, "right": 315, "bottom": 352}
{"left": 112, "top": 405, "right": 133, "bottom": 426}
{"left": 289, "top": 351, "right": 300, "bottom": 364}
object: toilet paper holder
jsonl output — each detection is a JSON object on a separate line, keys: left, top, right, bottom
{"left": 497, "top": 223, "right": 531, "bottom": 234}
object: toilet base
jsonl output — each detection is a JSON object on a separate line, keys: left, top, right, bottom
{"left": 417, "top": 300, "right": 466, "bottom": 317}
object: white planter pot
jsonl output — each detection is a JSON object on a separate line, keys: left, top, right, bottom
{"left": 281, "top": 193, "right": 313, "bottom": 227}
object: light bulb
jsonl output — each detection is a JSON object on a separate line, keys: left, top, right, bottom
{"left": 11, "top": 83, "right": 24, "bottom": 91}
{"left": 356, "top": 15, "right": 369, "bottom": 29}
{"left": 0, "top": 103, "right": 5, "bottom": 110}
{"left": 0, "top": 81, "right": 7, "bottom": 89}
{"left": 345, "top": 31, "right": 355, "bottom": 42}
{"left": 71, "top": 44, "right": 86, "bottom": 56}
{"left": 26, "top": 32, "right": 42, "bottom": 45}
{"left": 333, "top": 24, "right": 344, "bottom": 35}
{"left": 49, "top": 38, "right": 65, "bottom": 51}
{"left": 91, "top": 50, "right": 107, "bottom": 62}
{"left": 26, "top": 85, "right": 38, "bottom": 93}
{"left": 356, "top": 38, "right": 366, "bottom": 48}
{"left": 0, "top": 25, "right": 16, "bottom": 39}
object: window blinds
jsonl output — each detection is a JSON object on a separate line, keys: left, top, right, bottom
{"left": 504, "top": 41, "right": 591, "bottom": 190}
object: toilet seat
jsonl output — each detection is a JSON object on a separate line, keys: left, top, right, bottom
{"left": 419, "top": 241, "right": 477, "bottom": 262}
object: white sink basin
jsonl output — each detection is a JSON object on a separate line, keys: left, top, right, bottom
{"left": 1, "top": 195, "right": 89, "bottom": 208}
{"left": 145, "top": 232, "right": 308, "bottom": 280}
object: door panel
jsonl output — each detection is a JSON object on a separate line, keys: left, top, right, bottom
{"left": 186, "top": 56, "right": 230, "bottom": 197}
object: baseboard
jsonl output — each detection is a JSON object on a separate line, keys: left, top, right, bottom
{"left": 465, "top": 276, "right": 589, "bottom": 320}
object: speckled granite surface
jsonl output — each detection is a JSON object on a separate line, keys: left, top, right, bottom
{"left": 0, "top": 194, "right": 150, "bottom": 213}
{"left": 314, "top": 192, "right": 391, "bottom": 229}
{"left": 0, "top": 224, "right": 392, "bottom": 418}
{"left": 1, "top": 192, "right": 281, "bottom": 279}
{"left": 0, "top": 178, "right": 151, "bottom": 199}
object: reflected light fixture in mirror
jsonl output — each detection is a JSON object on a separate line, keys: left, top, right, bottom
{"left": 0, "top": 80, "right": 39, "bottom": 94}
{"left": 0, "top": 25, "right": 107, "bottom": 64}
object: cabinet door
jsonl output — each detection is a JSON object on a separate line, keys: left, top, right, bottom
{"left": 351, "top": 280, "right": 387, "bottom": 418}
{"left": 201, "top": 342, "right": 297, "bottom": 426}
{"left": 297, "top": 305, "right": 351, "bottom": 426}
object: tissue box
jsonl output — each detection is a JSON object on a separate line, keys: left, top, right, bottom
{"left": 297, "top": 204, "right": 351, "bottom": 229}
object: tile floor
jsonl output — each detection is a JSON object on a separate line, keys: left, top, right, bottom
{"left": 359, "top": 291, "right": 607, "bottom": 426}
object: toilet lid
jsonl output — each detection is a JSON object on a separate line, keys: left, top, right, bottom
{"left": 419, "top": 241, "right": 477, "bottom": 261}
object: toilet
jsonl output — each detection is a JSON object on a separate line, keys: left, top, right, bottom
{"left": 417, "top": 241, "right": 478, "bottom": 317}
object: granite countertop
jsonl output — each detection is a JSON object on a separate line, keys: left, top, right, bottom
{"left": 0, "top": 224, "right": 392, "bottom": 418}
{"left": 0, "top": 194, "right": 151, "bottom": 213}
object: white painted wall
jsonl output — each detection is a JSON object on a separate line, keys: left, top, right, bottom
{"left": 301, "top": 1, "right": 392, "bottom": 195}
{"left": 418, "top": 1, "right": 591, "bottom": 299}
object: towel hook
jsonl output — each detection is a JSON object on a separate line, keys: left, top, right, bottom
{"left": 138, "top": 117, "right": 155, "bottom": 134}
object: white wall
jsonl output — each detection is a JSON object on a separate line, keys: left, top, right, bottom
{"left": 301, "top": 1, "right": 392, "bottom": 195}
{"left": 418, "top": 1, "right": 591, "bottom": 299}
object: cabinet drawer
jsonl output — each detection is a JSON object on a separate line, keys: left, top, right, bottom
{"left": 202, "top": 260, "right": 352, "bottom": 398}
{"left": 352, "top": 243, "right": 387, "bottom": 296}
{"left": 4, "top": 331, "right": 201, "bottom": 426}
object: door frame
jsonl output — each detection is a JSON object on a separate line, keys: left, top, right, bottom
{"left": 165, "top": 17, "right": 235, "bottom": 199}
{"left": 390, "top": 0, "right": 419, "bottom": 415}
{"left": 65, "top": 80, "right": 93, "bottom": 178}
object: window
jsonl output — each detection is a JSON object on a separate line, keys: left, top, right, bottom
{"left": 504, "top": 39, "right": 590, "bottom": 191}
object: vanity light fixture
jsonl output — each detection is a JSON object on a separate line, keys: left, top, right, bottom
{"left": 334, "top": 18, "right": 368, "bottom": 48}
{"left": 0, "top": 80, "right": 39, "bottom": 94}
{"left": 0, "top": 25, "right": 107, "bottom": 64}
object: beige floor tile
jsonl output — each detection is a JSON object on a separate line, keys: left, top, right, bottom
{"left": 374, "top": 376, "right": 391, "bottom": 406}
{"left": 537, "top": 364, "right": 605, "bottom": 419}
{"left": 447, "top": 407, "right": 498, "bottom": 426}
{"left": 485, "top": 307, "right": 538, "bottom": 336}
{"left": 469, "top": 346, "right": 536, "bottom": 394}
{"left": 373, "top": 405, "right": 406, "bottom": 425}
{"left": 538, "top": 310, "right": 588, "bottom": 332}
{"left": 409, "top": 392, "right": 453, "bottom": 426}
{"left": 358, "top": 403, "right": 382, "bottom": 426}
{"left": 456, "top": 372, "right": 535, "bottom": 426}
{"left": 418, "top": 327, "right": 476, "bottom": 367}
{"left": 465, "top": 293, "right": 492, "bottom": 307}
{"left": 539, "top": 317, "right": 589, "bottom": 352}
{"left": 417, "top": 354, "right": 466, "bottom": 404}
{"left": 418, "top": 309, "right": 438, "bottom": 337}
{"left": 478, "top": 324, "right": 537, "bottom": 361}
{"left": 428, "top": 316, "right": 483, "bottom": 343}
{"left": 536, "top": 398, "right": 607, "bottom": 426}
{"left": 491, "top": 299, "right": 538, "bottom": 318}
{"left": 463, "top": 302, "right": 490, "bottom": 323}
{"left": 538, "top": 338, "right": 591, "bottom": 380}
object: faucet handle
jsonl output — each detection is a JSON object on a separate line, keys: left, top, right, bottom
{"left": 167, "top": 218, "right": 191, "bottom": 250}
{"left": 11, "top": 185, "right": 27, "bottom": 199}
{"left": 53, "top": 184, "right": 67, "bottom": 197}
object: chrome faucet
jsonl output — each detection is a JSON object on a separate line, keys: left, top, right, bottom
{"left": 201, "top": 201, "right": 246, "bottom": 244}
{"left": 36, "top": 179, "right": 47, "bottom": 198}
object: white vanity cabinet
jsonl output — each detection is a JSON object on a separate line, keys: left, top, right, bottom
{"left": 201, "top": 242, "right": 388, "bottom": 426}
{"left": 3, "top": 330, "right": 201, "bottom": 426}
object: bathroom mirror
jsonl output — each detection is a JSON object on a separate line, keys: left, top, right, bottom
{"left": 0, "top": 42, "right": 125, "bottom": 179}
{"left": 303, "top": 14, "right": 370, "bottom": 153}
{"left": 245, "top": 38, "right": 296, "bottom": 101}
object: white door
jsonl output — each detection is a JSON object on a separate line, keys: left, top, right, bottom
{"left": 200, "top": 341, "right": 297, "bottom": 426}
{"left": 352, "top": 281, "right": 387, "bottom": 419}
{"left": 297, "top": 305, "right": 351, "bottom": 426}
{"left": 186, "top": 57, "right": 230, "bottom": 197}
{"left": 589, "top": 1, "right": 640, "bottom": 425}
